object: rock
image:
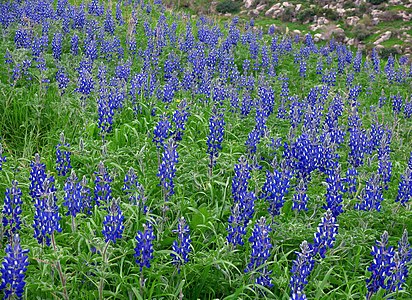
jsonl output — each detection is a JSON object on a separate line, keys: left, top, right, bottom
{"left": 244, "top": 0, "right": 255, "bottom": 9}
{"left": 224, "top": 13, "right": 232, "bottom": 17}
{"left": 336, "top": 8, "right": 346, "bottom": 16}
{"left": 296, "top": 4, "right": 302, "bottom": 12}
{"left": 282, "top": 1, "right": 294, "bottom": 8}
{"left": 393, "top": 44, "right": 402, "bottom": 53}
{"left": 314, "top": 33, "right": 322, "bottom": 42}
{"left": 248, "top": 9, "right": 259, "bottom": 16}
{"left": 272, "top": 8, "right": 284, "bottom": 18}
{"left": 372, "top": 17, "right": 380, "bottom": 25}
{"left": 317, "top": 17, "right": 330, "bottom": 26}
{"left": 346, "top": 16, "right": 360, "bottom": 26}
{"left": 309, "top": 24, "right": 321, "bottom": 31}
{"left": 373, "top": 31, "right": 392, "bottom": 45}
{"left": 293, "top": 29, "right": 302, "bottom": 36}
{"left": 389, "top": 0, "right": 402, "bottom": 4}
{"left": 321, "top": 26, "right": 345, "bottom": 42}
{"left": 265, "top": 3, "right": 281, "bottom": 16}
{"left": 256, "top": 4, "right": 266, "bottom": 12}
{"left": 347, "top": 38, "right": 356, "bottom": 46}
{"left": 399, "top": 11, "right": 412, "bottom": 21}
{"left": 375, "top": 44, "right": 385, "bottom": 50}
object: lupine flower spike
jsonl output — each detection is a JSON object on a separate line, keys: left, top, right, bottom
{"left": 366, "top": 231, "right": 395, "bottom": 300}
{"left": 2, "top": 181, "right": 23, "bottom": 238}
{"left": 171, "top": 217, "right": 191, "bottom": 273}
{"left": 245, "top": 217, "right": 273, "bottom": 288}
{"left": 290, "top": 241, "right": 315, "bottom": 300}
{"left": 0, "top": 234, "right": 29, "bottom": 300}
{"left": 135, "top": 222, "right": 155, "bottom": 293}
{"left": 56, "top": 133, "right": 72, "bottom": 177}
{"left": 0, "top": 143, "right": 6, "bottom": 170}
{"left": 313, "top": 209, "right": 339, "bottom": 258}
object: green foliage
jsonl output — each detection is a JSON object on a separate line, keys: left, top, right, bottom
{"left": 352, "top": 24, "right": 372, "bottom": 41}
{"left": 216, "top": 0, "right": 241, "bottom": 14}
{"left": 368, "top": 0, "right": 387, "bottom": 5}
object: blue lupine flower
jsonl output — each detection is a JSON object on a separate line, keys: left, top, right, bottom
{"left": 33, "top": 176, "right": 62, "bottom": 246}
{"left": 14, "top": 27, "right": 31, "bottom": 49}
{"left": 396, "top": 157, "right": 412, "bottom": 205}
{"left": 97, "top": 90, "right": 115, "bottom": 137}
{"left": 2, "top": 181, "right": 22, "bottom": 237}
{"left": 387, "top": 229, "right": 412, "bottom": 293}
{"left": 226, "top": 203, "right": 247, "bottom": 247}
{"left": 261, "top": 168, "right": 290, "bottom": 217}
{"left": 313, "top": 209, "right": 339, "bottom": 259}
{"left": 157, "top": 138, "right": 178, "bottom": 202}
{"left": 206, "top": 107, "right": 225, "bottom": 169}
{"left": 172, "top": 100, "right": 190, "bottom": 142}
{"left": 115, "top": 2, "right": 124, "bottom": 26}
{"left": 392, "top": 93, "right": 403, "bottom": 115}
{"left": 0, "top": 144, "right": 5, "bottom": 171}
{"left": 123, "top": 168, "right": 147, "bottom": 213}
{"left": 135, "top": 222, "right": 155, "bottom": 271}
{"left": 104, "top": 9, "right": 115, "bottom": 35}
{"left": 245, "top": 217, "right": 273, "bottom": 288}
{"left": 0, "top": 234, "right": 29, "bottom": 300}
{"left": 71, "top": 34, "right": 79, "bottom": 56}
{"left": 245, "top": 107, "right": 267, "bottom": 156}
{"left": 348, "top": 114, "right": 368, "bottom": 168}
{"left": 153, "top": 114, "right": 172, "bottom": 149}
{"left": 290, "top": 241, "right": 315, "bottom": 300}
{"left": 29, "top": 153, "right": 47, "bottom": 202}
{"left": 102, "top": 199, "right": 124, "bottom": 243}
{"left": 56, "top": 133, "right": 71, "bottom": 177}
{"left": 94, "top": 162, "right": 112, "bottom": 206}
{"left": 378, "top": 132, "right": 392, "bottom": 190}
{"left": 56, "top": 68, "right": 70, "bottom": 95}
{"left": 324, "top": 166, "right": 344, "bottom": 217}
{"left": 77, "top": 68, "right": 94, "bottom": 99}
{"left": 404, "top": 96, "right": 412, "bottom": 118}
{"left": 355, "top": 174, "right": 383, "bottom": 212}
{"left": 78, "top": 176, "right": 92, "bottom": 215}
{"left": 227, "top": 156, "right": 255, "bottom": 246}
{"left": 52, "top": 32, "right": 62, "bottom": 60}
{"left": 63, "top": 171, "right": 82, "bottom": 217}
{"left": 293, "top": 179, "right": 309, "bottom": 212}
{"left": 366, "top": 231, "right": 395, "bottom": 299}
{"left": 171, "top": 217, "right": 191, "bottom": 273}
{"left": 344, "top": 167, "right": 358, "bottom": 198}
{"left": 232, "top": 156, "right": 251, "bottom": 202}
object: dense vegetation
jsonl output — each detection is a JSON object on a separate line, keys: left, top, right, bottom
{"left": 0, "top": 0, "right": 412, "bottom": 299}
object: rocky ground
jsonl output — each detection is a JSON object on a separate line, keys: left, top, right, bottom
{"left": 195, "top": 0, "right": 412, "bottom": 55}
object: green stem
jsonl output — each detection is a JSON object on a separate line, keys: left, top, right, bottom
{"left": 51, "top": 233, "right": 69, "bottom": 300}
{"left": 99, "top": 241, "right": 110, "bottom": 300}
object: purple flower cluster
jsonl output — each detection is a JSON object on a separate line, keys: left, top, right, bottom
{"left": 123, "top": 168, "right": 147, "bottom": 213}
{"left": 102, "top": 199, "right": 124, "bottom": 243}
{"left": 290, "top": 241, "right": 315, "bottom": 300}
{"left": 0, "top": 234, "right": 29, "bottom": 300}
{"left": 313, "top": 209, "right": 339, "bottom": 258}
{"left": 171, "top": 217, "right": 191, "bottom": 273}
{"left": 2, "top": 181, "right": 22, "bottom": 237}
{"left": 157, "top": 139, "right": 179, "bottom": 202}
{"left": 56, "top": 133, "right": 72, "bottom": 177}
{"left": 260, "top": 168, "right": 290, "bottom": 217}
{"left": 94, "top": 161, "right": 112, "bottom": 207}
{"left": 206, "top": 107, "right": 225, "bottom": 169}
{"left": 135, "top": 222, "right": 155, "bottom": 271}
{"left": 245, "top": 217, "right": 273, "bottom": 288}
{"left": 227, "top": 156, "right": 255, "bottom": 247}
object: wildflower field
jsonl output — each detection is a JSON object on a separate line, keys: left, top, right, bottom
{"left": 0, "top": 0, "right": 412, "bottom": 299}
